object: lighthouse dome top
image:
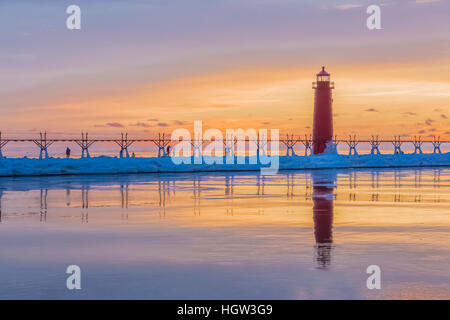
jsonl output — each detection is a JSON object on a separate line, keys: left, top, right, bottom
{"left": 317, "top": 66, "right": 330, "bottom": 76}
{"left": 316, "top": 66, "right": 331, "bottom": 82}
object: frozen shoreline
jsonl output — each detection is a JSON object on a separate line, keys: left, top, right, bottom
{"left": 0, "top": 153, "right": 449, "bottom": 177}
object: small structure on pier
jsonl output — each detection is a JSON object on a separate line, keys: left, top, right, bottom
{"left": 257, "top": 132, "right": 267, "bottom": 157}
{"left": 302, "top": 134, "right": 312, "bottom": 156}
{"left": 346, "top": 135, "right": 358, "bottom": 155}
{"left": 0, "top": 132, "right": 8, "bottom": 158}
{"left": 392, "top": 136, "right": 403, "bottom": 155}
{"left": 224, "top": 133, "right": 236, "bottom": 157}
{"left": 370, "top": 136, "right": 381, "bottom": 154}
{"left": 191, "top": 133, "right": 203, "bottom": 159}
{"left": 33, "top": 132, "right": 54, "bottom": 159}
{"left": 413, "top": 136, "right": 423, "bottom": 154}
{"left": 153, "top": 133, "right": 170, "bottom": 157}
{"left": 432, "top": 136, "right": 442, "bottom": 154}
{"left": 282, "top": 134, "right": 297, "bottom": 156}
{"left": 75, "top": 132, "right": 95, "bottom": 158}
{"left": 115, "top": 133, "right": 134, "bottom": 158}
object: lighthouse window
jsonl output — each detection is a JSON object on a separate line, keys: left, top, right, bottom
{"left": 318, "top": 76, "right": 330, "bottom": 82}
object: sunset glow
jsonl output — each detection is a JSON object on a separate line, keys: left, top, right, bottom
{"left": 1, "top": 0, "right": 449, "bottom": 138}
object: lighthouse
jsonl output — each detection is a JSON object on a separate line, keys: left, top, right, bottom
{"left": 312, "top": 66, "right": 334, "bottom": 154}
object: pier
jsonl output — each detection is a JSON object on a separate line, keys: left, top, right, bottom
{"left": 0, "top": 131, "right": 449, "bottom": 158}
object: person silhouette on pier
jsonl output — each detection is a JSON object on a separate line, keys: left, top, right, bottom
{"left": 66, "top": 147, "right": 71, "bottom": 158}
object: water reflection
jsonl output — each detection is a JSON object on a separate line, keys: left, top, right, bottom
{"left": 0, "top": 168, "right": 447, "bottom": 268}
{"left": 0, "top": 169, "right": 445, "bottom": 213}
{"left": 286, "top": 173, "right": 294, "bottom": 199}
{"left": 40, "top": 188, "right": 48, "bottom": 222}
{"left": 121, "top": 183, "right": 129, "bottom": 220}
{"left": 312, "top": 171, "right": 336, "bottom": 269}
{"left": 0, "top": 189, "right": 3, "bottom": 223}
{"left": 82, "top": 184, "right": 89, "bottom": 223}
{"left": 193, "top": 177, "right": 201, "bottom": 216}
{"left": 0, "top": 168, "right": 449, "bottom": 299}
{"left": 225, "top": 175, "right": 234, "bottom": 216}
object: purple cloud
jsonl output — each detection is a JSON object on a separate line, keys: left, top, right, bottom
{"left": 95, "top": 122, "right": 125, "bottom": 128}
{"left": 106, "top": 122, "right": 125, "bottom": 128}
{"left": 365, "top": 108, "right": 378, "bottom": 112}
{"left": 131, "top": 122, "right": 150, "bottom": 127}
{"left": 157, "top": 122, "right": 168, "bottom": 127}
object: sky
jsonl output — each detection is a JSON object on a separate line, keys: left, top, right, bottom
{"left": 0, "top": 0, "right": 449, "bottom": 139}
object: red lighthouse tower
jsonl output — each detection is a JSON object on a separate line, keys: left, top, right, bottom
{"left": 312, "top": 66, "right": 334, "bottom": 154}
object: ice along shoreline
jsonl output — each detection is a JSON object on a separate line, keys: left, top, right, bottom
{"left": 0, "top": 152, "right": 449, "bottom": 177}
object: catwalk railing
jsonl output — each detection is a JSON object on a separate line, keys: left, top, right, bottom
{"left": 0, "top": 132, "right": 448, "bottom": 158}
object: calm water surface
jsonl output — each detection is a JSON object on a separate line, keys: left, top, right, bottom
{"left": 0, "top": 168, "right": 449, "bottom": 299}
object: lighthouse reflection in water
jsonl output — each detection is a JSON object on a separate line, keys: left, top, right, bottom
{"left": 312, "top": 170, "right": 336, "bottom": 269}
